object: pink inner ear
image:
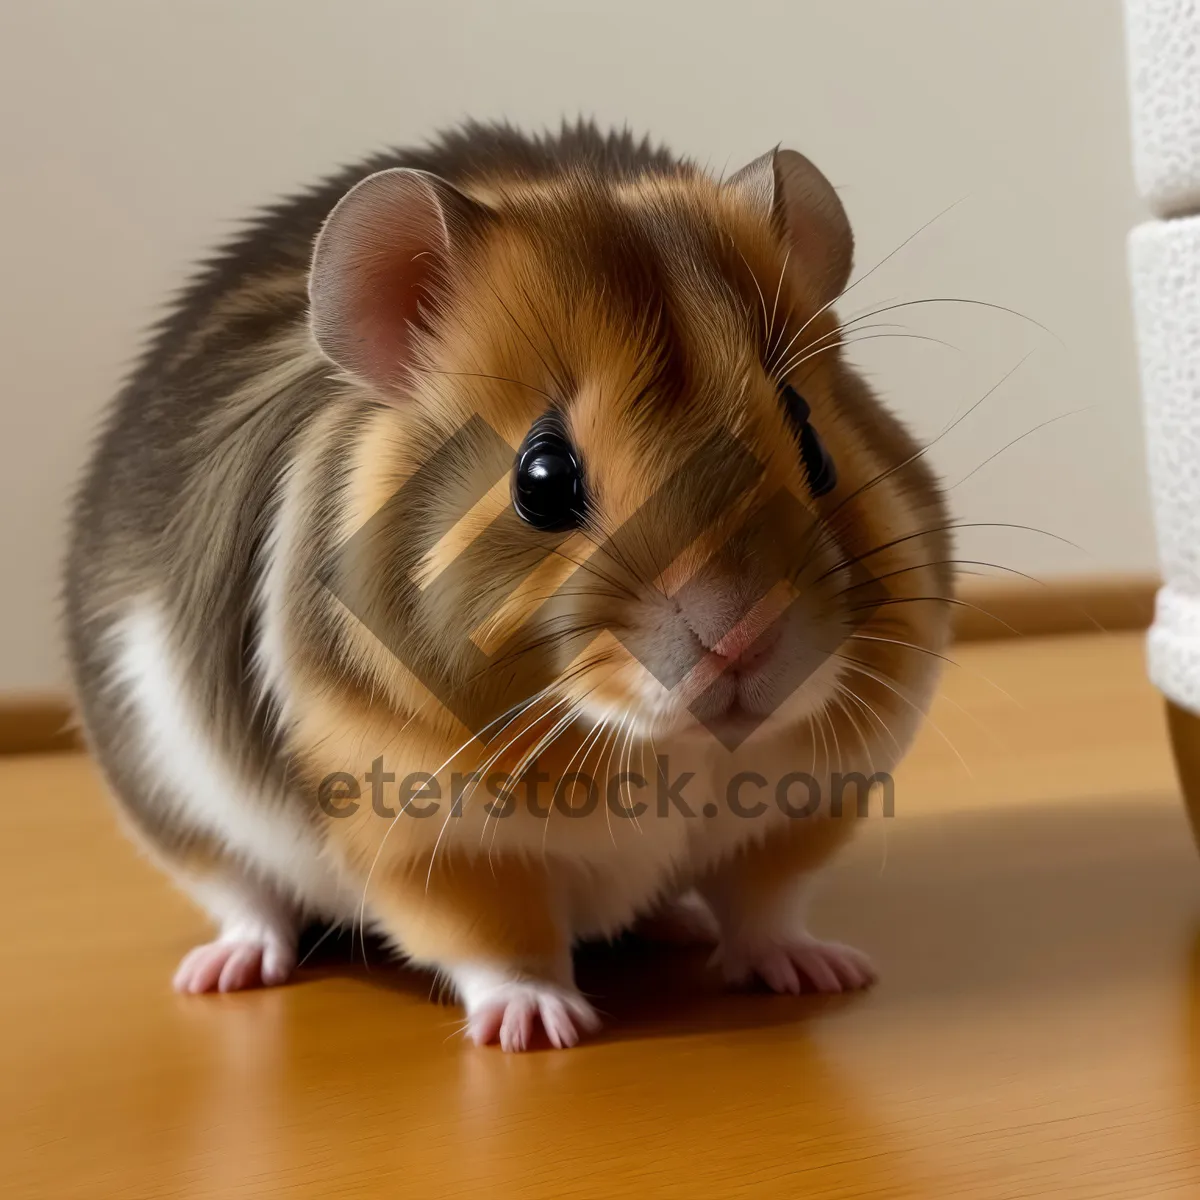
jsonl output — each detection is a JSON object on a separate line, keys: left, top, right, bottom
{"left": 349, "top": 237, "right": 442, "bottom": 389}
{"left": 310, "top": 170, "right": 452, "bottom": 393}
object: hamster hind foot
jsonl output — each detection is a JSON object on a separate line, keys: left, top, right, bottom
{"left": 717, "top": 936, "right": 876, "bottom": 995}
{"left": 169, "top": 867, "right": 299, "bottom": 993}
{"left": 172, "top": 921, "right": 298, "bottom": 994}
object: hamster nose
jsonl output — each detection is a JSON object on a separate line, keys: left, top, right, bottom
{"left": 676, "top": 580, "right": 784, "bottom": 672}
{"left": 710, "top": 614, "right": 782, "bottom": 671}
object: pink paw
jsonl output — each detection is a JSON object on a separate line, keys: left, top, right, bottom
{"left": 719, "top": 936, "right": 877, "bottom": 995}
{"left": 457, "top": 972, "right": 601, "bottom": 1051}
{"left": 172, "top": 932, "right": 296, "bottom": 994}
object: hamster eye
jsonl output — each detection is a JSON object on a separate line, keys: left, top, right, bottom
{"left": 512, "top": 412, "right": 588, "bottom": 532}
{"left": 780, "top": 384, "right": 838, "bottom": 498}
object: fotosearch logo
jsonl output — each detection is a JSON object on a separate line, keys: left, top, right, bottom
{"left": 318, "top": 417, "right": 890, "bottom": 750}
{"left": 316, "top": 757, "right": 895, "bottom": 822}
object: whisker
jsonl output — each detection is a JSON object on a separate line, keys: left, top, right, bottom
{"left": 812, "top": 698, "right": 833, "bottom": 782}
{"left": 421, "top": 692, "right": 572, "bottom": 890}
{"left": 845, "top": 628, "right": 1019, "bottom": 710}
{"left": 609, "top": 708, "right": 641, "bottom": 834}
{"left": 836, "top": 654, "right": 975, "bottom": 775}
{"left": 833, "top": 685, "right": 876, "bottom": 767}
{"left": 296, "top": 921, "right": 345, "bottom": 970}
{"left": 792, "top": 353, "right": 1035, "bottom": 572}
{"left": 844, "top": 593, "right": 1020, "bottom": 638}
{"left": 765, "top": 247, "right": 792, "bottom": 365}
{"left": 619, "top": 702, "right": 644, "bottom": 835}
{"left": 472, "top": 701, "right": 569, "bottom": 854}
{"left": 944, "top": 408, "right": 1090, "bottom": 492}
{"left": 351, "top": 679, "right": 560, "bottom": 965}
{"left": 496, "top": 704, "right": 586, "bottom": 864}
{"left": 735, "top": 244, "right": 772, "bottom": 344}
{"left": 543, "top": 544, "right": 640, "bottom": 601}
{"left": 838, "top": 681, "right": 902, "bottom": 755}
{"left": 769, "top": 318, "right": 912, "bottom": 380}
{"left": 767, "top": 197, "right": 968, "bottom": 379}
{"left": 420, "top": 366, "right": 557, "bottom": 407}
{"left": 779, "top": 329, "right": 960, "bottom": 380}
{"left": 816, "top": 521, "right": 1086, "bottom": 586}
{"left": 824, "top": 295, "right": 1060, "bottom": 345}
{"left": 553, "top": 710, "right": 613, "bottom": 850}
{"left": 844, "top": 631, "right": 959, "bottom": 669}
{"left": 480, "top": 275, "right": 573, "bottom": 400}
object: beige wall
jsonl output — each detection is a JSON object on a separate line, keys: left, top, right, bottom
{"left": 0, "top": 0, "right": 1153, "bottom": 691}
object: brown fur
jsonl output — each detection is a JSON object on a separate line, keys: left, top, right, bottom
{"left": 64, "top": 121, "right": 951, "bottom": 1034}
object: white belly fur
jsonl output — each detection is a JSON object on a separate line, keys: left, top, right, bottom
{"left": 109, "top": 600, "right": 358, "bottom": 921}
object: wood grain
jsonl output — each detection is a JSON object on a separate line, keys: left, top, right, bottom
{"left": 4, "top": 631, "right": 1200, "bottom": 1199}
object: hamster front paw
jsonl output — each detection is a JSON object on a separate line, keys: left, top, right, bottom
{"left": 451, "top": 965, "right": 601, "bottom": 1051}
{"left": 717, "top": 936, "right": 877, "bottom": 995}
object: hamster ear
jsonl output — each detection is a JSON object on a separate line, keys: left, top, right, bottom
{"left": 726, "top": 148, "right": 853, "bottom": 306}
{"left": 309, "top": 168, "right": 491, "bottom": 393}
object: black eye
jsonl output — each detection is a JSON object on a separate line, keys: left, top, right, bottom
{"left": 512, "top": 412, "right": 587, "bottom": 532}
{"left": 780, "top": 384, "right": 837, "bottom": 498}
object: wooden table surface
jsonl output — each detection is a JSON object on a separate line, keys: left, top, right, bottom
{"left": 5, "top": 632, "right": 1200, "bottom": 1198}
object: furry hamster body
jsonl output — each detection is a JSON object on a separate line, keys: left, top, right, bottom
{"left": 64, "top": 121, "right": 952, "bottom": 1050}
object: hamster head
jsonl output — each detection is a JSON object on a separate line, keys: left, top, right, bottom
{"left": 308, "top": 150, "right": 950, "bottom": 752}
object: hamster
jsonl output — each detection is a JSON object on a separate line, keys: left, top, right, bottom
{"left": 64, "top": 120, "right": 952, "bottom": 1051}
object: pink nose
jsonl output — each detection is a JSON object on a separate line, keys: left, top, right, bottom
{"left": 677, "top": 580, "right": 784, "bottom": 673}
{"left": 710, "top": 611, "right": 782, "bottom": 671}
